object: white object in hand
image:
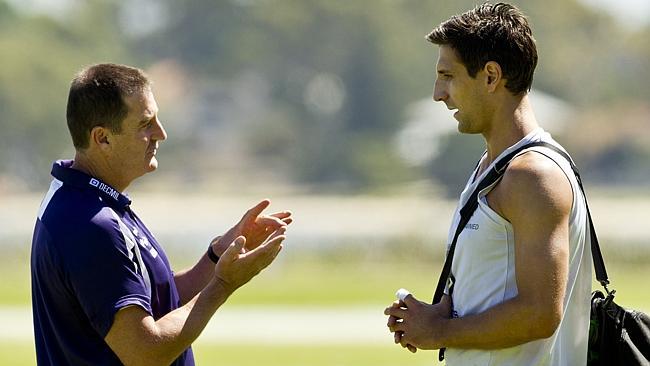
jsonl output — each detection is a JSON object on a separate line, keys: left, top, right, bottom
{"left": 396, "top": 288, "right": 410, "bottom": 301}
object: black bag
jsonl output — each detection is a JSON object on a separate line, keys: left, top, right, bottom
{"left": 589, "top": 290, "right": 650, "bottom": 365}
{"left": 432, "top": 141, "right": 650, "bottom": 364}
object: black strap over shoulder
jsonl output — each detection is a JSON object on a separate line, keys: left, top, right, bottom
{"left": 432, "top": 141, "right": 609, "bottom": 317}
{"left": 432, "top": 140, "right": 610, "bottom": 361}
{"left": 523, "top": 142, "right": 609, "bottom": 287}
{"left": 431, "top": 156, "right": 512, "bottom": 303}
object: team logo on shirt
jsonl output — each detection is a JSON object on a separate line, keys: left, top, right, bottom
{"left": 464, "top": 223, "right": 480, "bottom": 230}
{"left": 89, "top": 178, "right": 119, "bottom": 200}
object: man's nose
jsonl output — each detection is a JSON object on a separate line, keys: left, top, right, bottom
{"left": 152, "top": 118, "right": 167, "bottom": 141}
{"left": 433, "top": 82, "right": 447, "bottom": 102}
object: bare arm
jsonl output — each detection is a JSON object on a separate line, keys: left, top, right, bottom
{"left": 386, "top": 153, "right": 572, "bottom": 350}
{"left": 104, "top": 279, "right": 229, "bottom": 366}
{"left": 105, "top": 233, "right": 285, "bottom": 366}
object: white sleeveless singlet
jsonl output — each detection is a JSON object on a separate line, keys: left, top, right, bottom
{"left": 444, "top": 128, "right": 592, "bottom": 366}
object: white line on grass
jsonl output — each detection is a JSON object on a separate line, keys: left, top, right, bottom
{"left": 0, "top": 306, "right": 391, "bottom": 345}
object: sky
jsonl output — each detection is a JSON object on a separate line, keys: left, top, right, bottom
{"left": 6, "top": 0, "right": 650, "bottom": 30}
{"left": 579, "top": 0, "right": 650, "bottom": 29}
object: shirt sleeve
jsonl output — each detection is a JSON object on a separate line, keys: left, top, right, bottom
{"left": 64, "top": 208, "right": 152, "bottom": 338}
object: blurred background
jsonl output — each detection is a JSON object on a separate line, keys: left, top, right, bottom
{"left": 0, "top": 0, "right": 648, "bottom": 365}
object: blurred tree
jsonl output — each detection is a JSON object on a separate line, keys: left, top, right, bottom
{"left": 0, "top": 0, "right": 648, "bottom": 193}
{"left": 131, "top": 0, "right": 437, "bottom": 191}
{"left": 427, "top": 133, "right": 485, "bottom": 198}
{"left": 0, "top": 0, "right": 132, "bottom": 189}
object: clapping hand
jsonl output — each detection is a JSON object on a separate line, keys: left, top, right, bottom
{"left": 211, "top": 199, "right": 292, "bottom": 256}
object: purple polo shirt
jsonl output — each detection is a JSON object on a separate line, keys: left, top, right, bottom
{"left": 31, "top": 160, "right": 194, "bottom": 366}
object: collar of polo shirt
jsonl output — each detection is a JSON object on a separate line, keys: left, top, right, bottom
{"left": 51, "top": 160, "right": 132, "bottom": 211}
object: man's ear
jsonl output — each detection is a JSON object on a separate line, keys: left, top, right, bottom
{"left": 484, "top": 61, "right": 502, "bottom": 93}
{"left": 89, "top": 126, "right": 112, "bottom": 151}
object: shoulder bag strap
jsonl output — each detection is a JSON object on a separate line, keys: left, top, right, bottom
{"left": 433, "top": 141, "right": 610, "bottom": 362}
{"left": 432, "top": 141, "right": 610, "bottom": 303}
{"left": 433, "top": 143, "right": 546, "bottom": 303}
{"left": 520, "top": 141, "right": 610, "bottom": 289}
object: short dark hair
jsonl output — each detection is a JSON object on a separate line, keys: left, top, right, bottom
{"left": 426, "top": 2, "right": 538, "bottom": 95}
{"left": 66, "top": 63, "right": 150, "bottom": 149}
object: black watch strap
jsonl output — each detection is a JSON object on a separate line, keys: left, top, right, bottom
{"left": 207, "top": 245, "right": 220, "bottom": 264}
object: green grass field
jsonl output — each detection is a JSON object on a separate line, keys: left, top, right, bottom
{"left": 3, "top": 253, "right": 649, "bottom": 308}
{"left": 0, "top": 342, "right": 443, "bottom": 366}
{"left": 2, "top": 253, "right": 649, "bottom": 365}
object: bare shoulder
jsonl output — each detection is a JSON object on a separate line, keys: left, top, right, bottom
{"left": 491, "top": 151, "right": 572, "bottom": 222}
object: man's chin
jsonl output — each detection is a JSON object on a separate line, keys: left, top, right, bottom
{"left": 453, "top": 114, "right": 467, "bottom": 132}
{"left": 455, "top": 120, "right": 475, "bottom": 134}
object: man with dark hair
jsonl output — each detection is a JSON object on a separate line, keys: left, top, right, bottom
{"left": 66, "top": 63, "right": 151, "bottom": 149}
{"left": 31, "top": 63, "right": 293, "bottom": 365}
{"left": 385, "top": 3, "right": 591, "bottom": 365}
